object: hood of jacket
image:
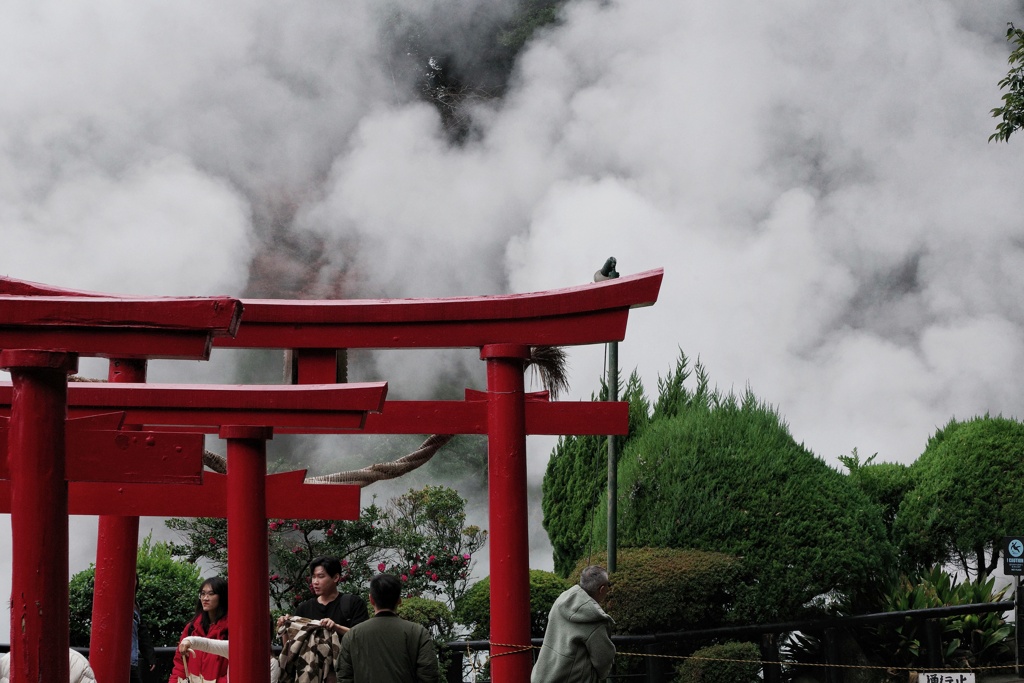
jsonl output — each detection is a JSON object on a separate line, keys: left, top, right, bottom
{"left": 553, "top": 584, "right": 613, "bottom": 627}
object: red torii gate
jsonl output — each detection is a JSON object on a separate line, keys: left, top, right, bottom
{"left": 0, "top": 292, "right": 388, "bottom": 683}
{"left": 216, "top": 268, "right": 664, "bottom": 682}
{"left": 2, "top": 268, "right": 663, "bottom": 683}
{"left": 1, "top": 381, "right": 387, "bottom": 683}
{"left": 0, "top": 292, "right": 238, "bottom": 683}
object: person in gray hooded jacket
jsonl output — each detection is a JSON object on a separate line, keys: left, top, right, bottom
{"left": 531, "top": 565, "right": 615, "bottom": 683}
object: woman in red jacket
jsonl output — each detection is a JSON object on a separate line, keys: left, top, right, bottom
{"left": 168, "top": 577, "right": 229, "bottom": 683}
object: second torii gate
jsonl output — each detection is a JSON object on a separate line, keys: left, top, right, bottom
{"left": 0, "top": 381, "right": 388, "bottom": 683}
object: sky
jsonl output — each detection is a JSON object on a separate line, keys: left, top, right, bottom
{"left": 2, "top": 0, "right": 1024, "bottom": 641}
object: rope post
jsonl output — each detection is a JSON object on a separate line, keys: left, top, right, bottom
{"left": 761, "top": 632, "right": 781, "bottom": 683}
{"left": 824, "top": 627, "right": 841, "bottom": 683}
{"left": 925, "top": 619, "right": 943, "bottom": 669}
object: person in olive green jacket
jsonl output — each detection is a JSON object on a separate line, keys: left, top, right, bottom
{"left": 531, "top": 565, "right": 615, "bottom": 683}
{"left": 336, "top": 574, "right": 440, "bottom": 683}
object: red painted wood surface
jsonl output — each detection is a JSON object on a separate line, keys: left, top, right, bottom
{"left": 481, "top": 344, "right": 534, "bottom": 682}
{"left": 223, "top": 269, "right": 663, "bottom": 349}
{"left": 0, "top": 294, "right": 242, "bottom": 359}
{"left": 0, "top": 391, "right": 625, "bottom": 436}
{"left": 91, "top": 358, "right": 147, "bottom": 683}
{"left": 0, "top": 381, "right": 387, "bottom": 431}
{"left": 0, "top": 423, "right": 205, "bottom": 483}
{"left": 224, "top": 427, "right": 273, "bottom": 683}
{"left": 0, "top": 470, "right": 361, "bottom": 518}
{"left": 3, "top": 351, "right": 75, "bottom": 683}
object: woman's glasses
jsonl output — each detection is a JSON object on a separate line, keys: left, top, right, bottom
{"left": 199, "top": 591, "right": 217, "bottom": 597}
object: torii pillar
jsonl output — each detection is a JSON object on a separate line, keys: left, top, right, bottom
{"left": 1, "top": 350, "right": 78, "bottom": 683}
{"left": 482, "top": 344, "right": 533, "bottom": 682}
{"left": 91, "top": 358, "right": 147, "bottom": 683}
{"left": 223, "top": 425, "right": 274, "bottom": 683}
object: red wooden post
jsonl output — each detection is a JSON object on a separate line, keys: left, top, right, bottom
{"left": 1, "top": 350, "right": 77, "bottom": 683}
{"left": 481, "top": 343, "right": 533, "bottom": 683}
{"left": 91, "top": 358, "right": 147, "bottom": 683}
{"left": 224, "top": 425, "right": 274, "bottom": 683}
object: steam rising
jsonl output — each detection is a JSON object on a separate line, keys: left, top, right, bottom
{"left": 2, "top": 0, "right": 1024, "bottom": 640}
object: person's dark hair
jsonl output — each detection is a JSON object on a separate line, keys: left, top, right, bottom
{"left": 369, "top": 574, "right": 402, "bottom": 611}
{"left": 308, "top": 556, "right": 342, "bottom": 578}
{"left": 579, "top": 565, "right": 609, "bottom": 597}
{"left": 191, "top": 576, "right": 228, "bottom": 635}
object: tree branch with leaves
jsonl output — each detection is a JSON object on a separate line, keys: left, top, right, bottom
{"left": 990, "top": 22, "right": 1024, "bottom": 143}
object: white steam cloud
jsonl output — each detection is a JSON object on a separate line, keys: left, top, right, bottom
{"left": 2, "top": 0, "right": 1024, "bottom": 641}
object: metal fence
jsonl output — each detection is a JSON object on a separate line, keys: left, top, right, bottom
{"left": 440, "top": 600, "right": 1017, "bottom": 683}
{"left": 4, "top": 601, "right": 1015, "bottom": 683}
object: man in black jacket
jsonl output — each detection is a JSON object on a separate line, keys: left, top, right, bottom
{"left": 277, "top": 556, "right": 369, "bottom": 643}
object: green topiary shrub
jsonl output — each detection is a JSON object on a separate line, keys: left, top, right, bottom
{"left": 454, "top": 569, "right": 570, "bottom": 638}
{"left": 674, "top": 641, "right": 761, "bottom": 683}
{"left": 69, "top": 535, "right": 201, "bottom": 648}
{"left": 398, "top": 595, "right": 455, "bottom": 641}
{"left": 570, "top": 547, "right": 742, "bottom": 634}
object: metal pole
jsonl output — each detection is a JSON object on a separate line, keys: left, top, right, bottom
{"left": 595, "top": 257, "right": 620, "bottom": 574}
{"left": 607, "top": 339, "right": 618, "bottom": 574}
{"left": 1017, "top": 577, "right": 1022, "bottom": 676}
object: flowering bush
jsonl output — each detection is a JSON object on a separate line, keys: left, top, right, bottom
{"left": 166, "top": 485, "right": 486, "bottom": 614}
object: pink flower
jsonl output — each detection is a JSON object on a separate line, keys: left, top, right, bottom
{"left": 462, "top": 553, "right": 471, "bottom": 560}
{"left": 430, "top": 573, "right": 439, "bottom": 581}
{"left": 292, "top": 523, "right": 300, "bottom": 530}
{"left": 270, "top": 574, "right": 279, "bottom": 581}
{"left": 427, "top": 555, "right": 436, "bottom": 565}
{"left": 400, "top": 574, "right": 408, "bottom": 582}
{"left": 378, "top": 562, "right": 387, "bottom": 572}
{"left": 410, "top": 564, "right": 418, "bottom": 574}
{"left": 326, "top": 529, "right": 334, "bottom": 537}
{"left": 292, "top": 546, "right": 302, "bottom": 554}
{"left": 341, "top": 559, "right": 349, "bottom": 567}
{"left": 269, "top": 522, "right": 280, "bottom": 530}
{"left": 209, "top": 537, "right": 217, "bottom": 545}
{"left": 451, "top": 555, "right": 459, "bottom": 563}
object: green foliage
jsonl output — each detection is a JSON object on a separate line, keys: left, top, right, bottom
{"left": 572, "top": 548, "right": 742, "bottom": 635}
{"left": 894, "top": 415, "right": 1024, "bottom": 579}
{"left": 853, "top": 566, "right": 1014, "bottom": 670}
{"left": 542, "top": 369, "right": 650, "bottom": 575}
{"left": 167, "top": 485, "right": 485, "bottom": 614}
{"left": 68, "top": 570, "right": 95, "bottom": 648}
{"left": 674, "top": 641, "right": 761, "bottom": 683}
{"left": 590, "top": 354, "right": 894, "bottom": 623}
{"left": 990, "top": 23, "right": 1024, "bottom": 142}
{"left": 382, "top": 485, "right": 487, "bottom": 610}
{"left": 398, "top": 596, "right": 455, "bottom": 641}
{"left": 69, "top": 535, "right": 201, "bottom": 648}
{"left": 840, "top": 449, "right": 912, "bottom": 540}
{"left": 454, "top": 569, "right": 570, "bottom": 639}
